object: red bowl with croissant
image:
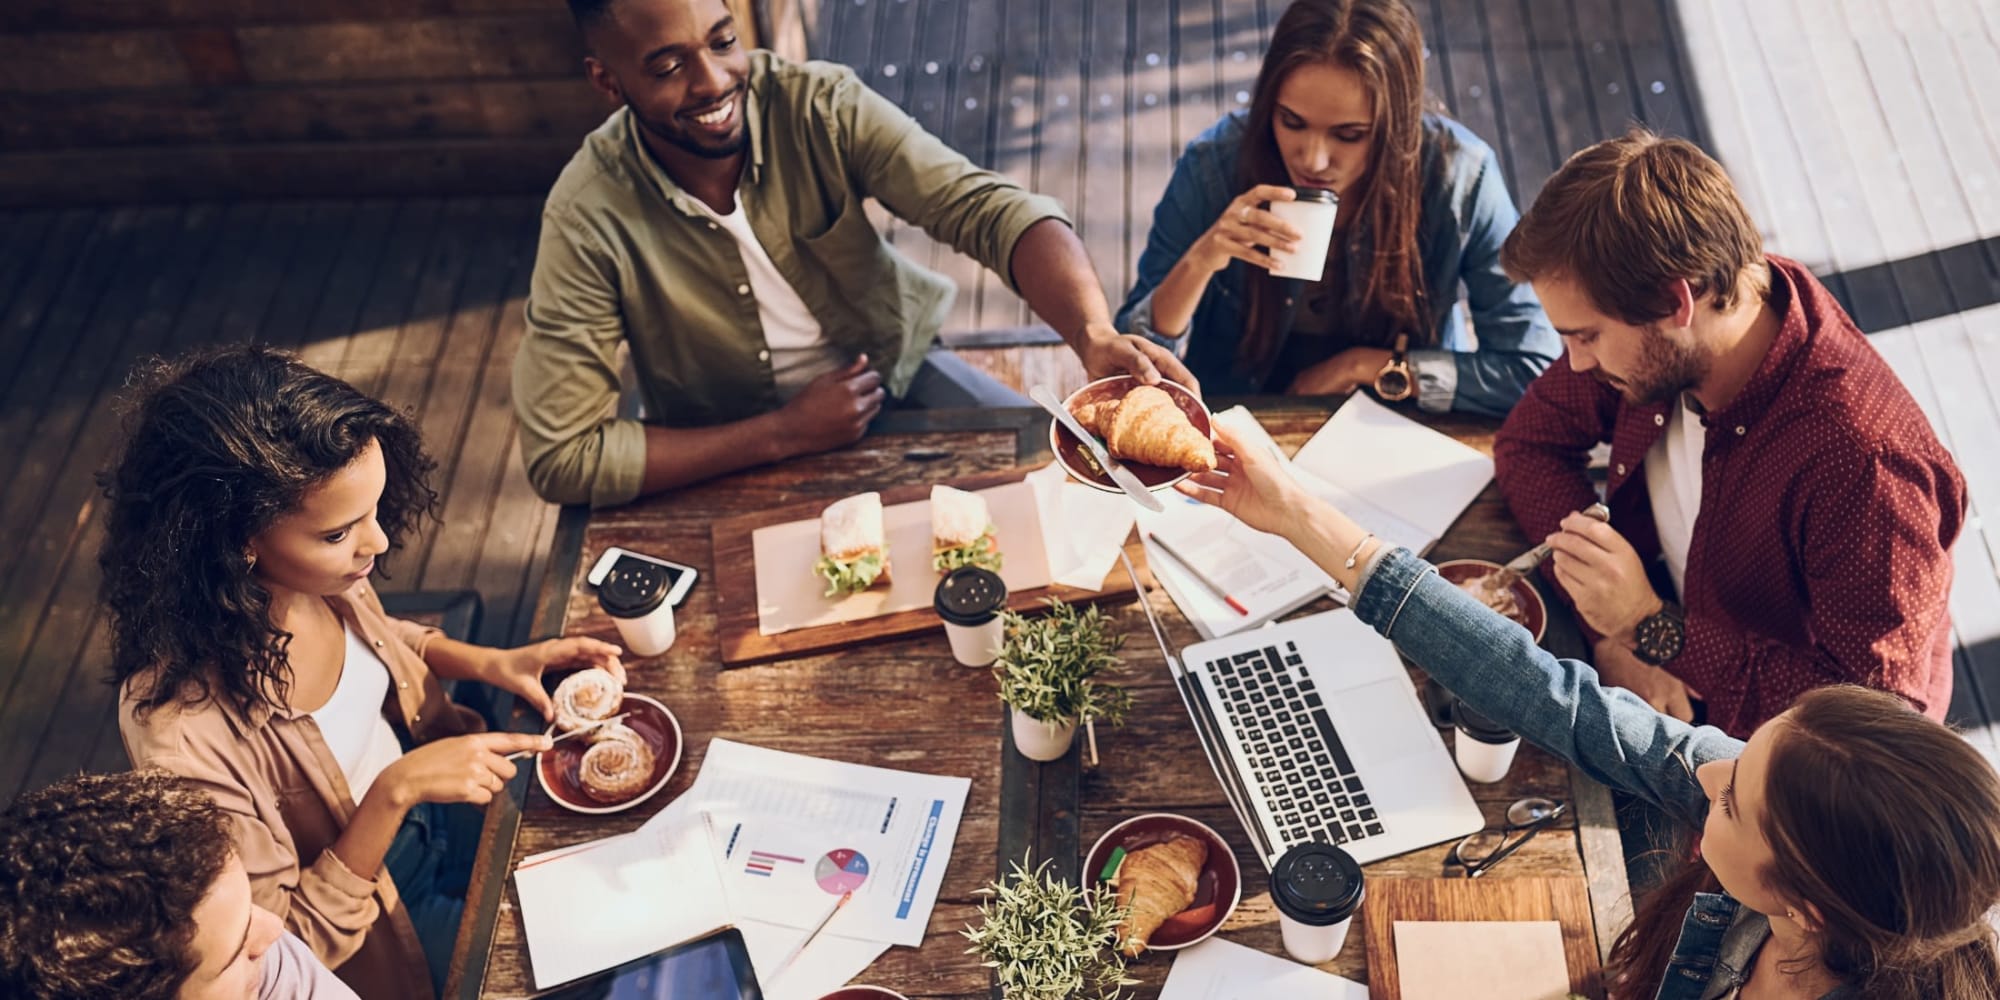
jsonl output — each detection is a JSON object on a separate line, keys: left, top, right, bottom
{"left": 536, "top": 693, "right": 682, "bottom": 815}
{"left": 1084, "top": 812, "right": 1241, "bottom": 955}
{"left": 1435, "top": 559, "right": 1548, "bottom": 645}
{"left": 1051, "top": 376, "right": 1214, "bottom": 494}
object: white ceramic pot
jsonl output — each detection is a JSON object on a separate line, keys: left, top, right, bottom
{"left": 1010, "top": 708, "right": 1077, "bottom": 762}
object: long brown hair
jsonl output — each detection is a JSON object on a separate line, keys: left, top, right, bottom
{"left": 1236, "top": 0, "right": 1430, "bottom": 370}
{"left": 1608, "top": 686, "right": 2000, "bottom": 999}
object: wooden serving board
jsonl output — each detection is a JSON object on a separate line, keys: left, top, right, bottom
{"left": 1362, "top": 876, "right": 1602, "bottom": 999}
{"left": 710, "top": 467, "right": 1145, "bottom": 665}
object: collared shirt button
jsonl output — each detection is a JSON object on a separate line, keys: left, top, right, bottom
{"left": 373, "top": 639, "right": 384, "bottom": 648}
{"left": 1735, "top": 425, "right": 1747, "bottom": 436}
{"left": 1654, "top": 413, "right": 1666, "bottom": 426}
{"left": 1616, "top": 462, "right": 1627, "bottom": 477}
{"left": 413, "top": 713, "right": 421, "bottom": 723}
{"left": 757, "top": 349, "right": 771, "bottom": 362}
{"left": 735, "top": 283, "right": 751, "bottom": 296}
{"left": 707, "top": 222, "right": 718, "bottom": 231}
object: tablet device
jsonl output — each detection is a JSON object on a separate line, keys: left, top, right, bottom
{"left": 561, "top": 927, "right": 762, "bottom": 999}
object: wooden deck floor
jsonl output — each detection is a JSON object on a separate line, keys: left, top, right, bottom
{"left": 1, "top": 0, "right": 1995, "bottom": 805}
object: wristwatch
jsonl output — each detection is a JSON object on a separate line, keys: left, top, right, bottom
{"left": 1633, "top": 601, "right": 1686, "bottom": 666}
{"left": 1373, "top": 333, "right": 1414, "bottom": 402}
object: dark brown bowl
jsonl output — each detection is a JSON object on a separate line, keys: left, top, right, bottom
{"left": 1434, "top": 559, "right": 1549, "bottom": 645}
{"left": 1050, "top": 376, "right": 1213, "bottom": 494}
{"left": 536, "top": 694, "right": 682, "bottom": 815}
{"left": 1082, "top": 812, "right": 1242, "bottom": 953}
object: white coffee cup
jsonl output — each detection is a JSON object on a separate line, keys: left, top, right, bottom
{"left": 598, "top": 562, "right": 676, "bottom": 657}
{"left": 1265, "top": 188, "right": 1339, "bottom": 280}
{"left": 934, "top": 567, "right": 1008, "bottom": 667}
{"left": 1269, "top": 842, "right": 1364, "bottom": 965}
{"left": 1452, "top": 699, "right": 1521, "bottom": 784}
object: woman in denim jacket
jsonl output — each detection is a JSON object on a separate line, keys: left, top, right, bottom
{"left": 1181, "top": 423, "right": 2000, "bottom": 999}
{"left": 1116, "top": 0, "right": 1558, "bottom": 414}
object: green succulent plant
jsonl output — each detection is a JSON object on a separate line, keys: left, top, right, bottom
{"left": 992, "top": 598, "right": 1132, "bottom": 726}
{"left": 962, "top": 856, "right": 1135, "bottom": 1000}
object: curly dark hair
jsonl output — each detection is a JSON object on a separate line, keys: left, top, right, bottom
{"left": 0, "top": 770, "right": 235, "bottom": 999}
{"left": 99, "top": 344, "right": 439, "bottom": 718}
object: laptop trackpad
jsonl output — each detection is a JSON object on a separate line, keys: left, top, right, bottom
{"left": 1327, "top": 679, "right": 1436, "bottom": 768}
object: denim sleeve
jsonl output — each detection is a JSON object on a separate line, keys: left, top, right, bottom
{"left": 1117, "top": 139, "right": 1226, "bottom": 342}
{"left": 1351, "top": 547, "right": 1741, "bottom": 827}
{"left": 1445, "top": 147, "right": 1561, "bottom": 418}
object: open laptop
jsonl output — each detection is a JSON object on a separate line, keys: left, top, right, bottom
{"left": 1162, "top": 606, "right": 1484, "bottom": 868}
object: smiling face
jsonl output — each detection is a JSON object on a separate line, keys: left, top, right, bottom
{"left": 1535, "top": 274, "right": 1709, "bottom": 406}
{"left": 247, "top": 438, "right": 389, "bottom": 597}
{"left": 1693, "top": 712, "right": 1798, "bottom": 920}
{"left": 583, "top": 0, "right": 751, "bottom": 161}
{"left": 178, "top": 855, "right": 284, "bottom": 1000}
{"left": 1270, "top": 61, "right": 1376, "bottom": 201}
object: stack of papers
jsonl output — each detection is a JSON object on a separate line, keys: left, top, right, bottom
{"left": 1159, "top": 938, "right": 1368, "bottom": 999}
{"left": 1144, "top": 397, "right": 1492, "bottom": 639}
{"left": 514, "top": 739, "right": 971, "bottom": 999}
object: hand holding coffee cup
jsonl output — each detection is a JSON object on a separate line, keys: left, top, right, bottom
{"left": 1189, "top": 184, "right": 1308, "bottom": 276}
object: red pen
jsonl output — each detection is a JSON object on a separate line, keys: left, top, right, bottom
{"left": 1146, "top": 532, "right": 1251, "bottom": 616}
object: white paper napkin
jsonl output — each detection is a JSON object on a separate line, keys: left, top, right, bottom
{"left": 1026, "top": 463, "right": 1139, "bottom": 590}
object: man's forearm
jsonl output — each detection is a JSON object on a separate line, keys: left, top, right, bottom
{"left": 638, "top": 412, "right": 792, "bottom": 497}
{"left": 1008, "top": 218, "right": 1116, "bottom": 349}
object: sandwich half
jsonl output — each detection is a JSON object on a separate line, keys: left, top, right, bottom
{"left": 930, "top": 485, "right": 1001, "bottom": 573}
{"left": 815, "top": 492, "right": 891, "bottom": 596}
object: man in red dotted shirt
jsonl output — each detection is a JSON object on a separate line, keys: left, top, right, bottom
{"left": 1491, "top": 130, "right": 1966, "bottom": 739}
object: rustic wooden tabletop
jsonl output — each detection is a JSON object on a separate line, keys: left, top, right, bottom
{"left": 450, "top": 400, "right": 1630, "bottom": 1000}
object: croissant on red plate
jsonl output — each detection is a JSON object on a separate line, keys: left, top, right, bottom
{"left": 1113, "top": 835, "right": 1208, "bottom": 956}
{"left": 1104, "top": 386, "right": 1217, "bottom": 473}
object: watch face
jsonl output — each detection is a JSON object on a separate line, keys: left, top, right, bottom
{"left": 1637, "top": 612, "right": 1685, "bottom": 664}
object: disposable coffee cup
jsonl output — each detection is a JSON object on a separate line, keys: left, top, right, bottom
{"left": 1452, "top": 699, "right": 1521, "bottom": 784}
{"left": 598, "top": 561, "right": 676, "bottom": 657}
{"left": 1266, "top": 187, "right": 1339, "bottom": 280}
{"left": 1269, "top": 842, "right": 1364, "bottom": 964}
{"left": 934, "top": 566, "right": 1008, "bottom": 667}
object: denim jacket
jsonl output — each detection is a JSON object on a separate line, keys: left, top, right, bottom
{"left": 1115, "top": 111, "right": 1559, "bottom": 415}
{"left": 1352, "top": 548, "right": 1856, "bottom": 1000}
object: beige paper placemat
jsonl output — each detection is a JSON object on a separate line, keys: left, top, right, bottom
{"left": 1394, "top": 920, "right": 1571, "bottom": 1000}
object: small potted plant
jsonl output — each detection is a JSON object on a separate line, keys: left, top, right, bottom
{"left": 992, "top": 598, "right": 1131, "bottom": 761}
{"left": 963, "top": 856, "right": 1134, "bottom": 1000}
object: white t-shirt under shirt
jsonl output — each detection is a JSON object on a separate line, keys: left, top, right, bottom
{"left": 261, "top": 931, "right": 361, "bottom": 999}
{"left": 1645, "top": 394, "right": 1708, "bottom": 600}
{"left": 696, "top": 196, "right": 846, "bottom": 396}
{"left": 310, "top": 625, "right": 404, "bottom": 803}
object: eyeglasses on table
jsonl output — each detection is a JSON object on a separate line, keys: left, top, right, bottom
{"left": 1443, "top": 796, "right": 1568, "bottom": 879}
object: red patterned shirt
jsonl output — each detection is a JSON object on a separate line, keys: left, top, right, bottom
{"left": 1494, "top": 256, "right": 1966, "bottom": 738}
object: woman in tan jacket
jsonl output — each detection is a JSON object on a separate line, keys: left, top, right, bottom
{"left": 102, "top": 346, "right": 625, "bottom": 999}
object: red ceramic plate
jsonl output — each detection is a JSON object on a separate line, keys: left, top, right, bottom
{"left": 536, "top": 693, "right": 682, "bottom": 815}
{"left": 1050, "top": 375, "right": 1213, "bottom": 495}
{"left": 1435, "top": 559, "right": 1549, "bottom": 645}
{"left": 1083, "top": 812, "right": 1241, "bottom": 953}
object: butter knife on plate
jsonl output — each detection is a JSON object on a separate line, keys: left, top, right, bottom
{"left": 1029, "top": 383, "right": 1166, "bottom": 512}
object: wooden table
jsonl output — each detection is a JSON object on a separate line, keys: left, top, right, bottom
{"left": 452, "top": 400, "right": 1631, "bottom": 999}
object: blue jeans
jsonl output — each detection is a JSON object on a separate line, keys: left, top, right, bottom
{"left": 384, "top": 800, "right": 483, "bottom": 995}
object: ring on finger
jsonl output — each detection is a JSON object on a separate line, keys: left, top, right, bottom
{"left": 1239, "top": 205, "right": 1252, "bottom": 224}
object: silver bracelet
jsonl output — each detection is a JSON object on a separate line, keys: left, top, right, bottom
{"left": 1383, "top": 564, "right": 1438, "bottom": 637}
{"left": 1343, "top": 533, "right": 1377, "bottom": 570}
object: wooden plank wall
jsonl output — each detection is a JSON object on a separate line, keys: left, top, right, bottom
{"left": 0, "top": 0, "right": 775, "bottom": 205}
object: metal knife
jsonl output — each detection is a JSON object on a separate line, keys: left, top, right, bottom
{"left": 1029, "top": 383, "right": 1166, "bottom": 513}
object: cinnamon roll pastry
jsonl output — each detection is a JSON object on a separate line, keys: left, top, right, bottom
{"left": 578, "top": 729, "right": 656, "bottom": 802}
{"left": 552, "top": 667, "right": 624, "bottom": 734}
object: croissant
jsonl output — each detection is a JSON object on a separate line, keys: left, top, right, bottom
{"left": 1105, "top": 386, "right": 1217, "bottom": 473}
{"left": 1069, "top": 397, "right": 1123, "bottom": 437}
{"left": 1113, "top": 835, "right": 1208, "bottom": 956}
{"left": 578, "top": 726, "right": 655, "bottom": 801}
{"left": 553, "top": 668, "right": 624, "bottom": 734}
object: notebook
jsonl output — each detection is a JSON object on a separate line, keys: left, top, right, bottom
{"left": 1142, "top": 398, "right": 1493, "bottom": 639}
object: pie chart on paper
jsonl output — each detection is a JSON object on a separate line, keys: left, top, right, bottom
{"left": 814, "top": 848, "right": 870, "bottom": 894}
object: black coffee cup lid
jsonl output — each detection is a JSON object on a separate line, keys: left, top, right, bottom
{"left": 599, "top": 562, "right": 670, "bottom": 618}
{"left": 1269, "top": 842, "right": 1364, "bottom": 925}
{"left": 1452, "top": 699, "right": 1517, "bottom": 744}
{"left": 935, "top": 567, "right": 1007, "bottom": 626}
{"left": 1290, "top": 187, "right": 1338, "bottom": 204}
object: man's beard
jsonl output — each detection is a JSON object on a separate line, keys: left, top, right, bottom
{"left": 1599, "top": 323, "right": 1708, "bottom": 407}
{"left": 635, "top": 87, "right": 749, "bottom": 160}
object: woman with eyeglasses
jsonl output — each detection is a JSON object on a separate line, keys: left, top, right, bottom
{"left": 1180, "top": 424, "right": 2000, "bottom": 999}
{"left": 1115, "top": 0, "right": 1558, "bottom": 414}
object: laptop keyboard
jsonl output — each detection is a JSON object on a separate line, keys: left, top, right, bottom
{"left": 1205, "top": 641, "right": 1384, "bottom": 847}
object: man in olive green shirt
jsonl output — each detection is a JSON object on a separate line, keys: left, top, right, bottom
{"left": 515, "top": 0, "right": 1192, "bottom": 506}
